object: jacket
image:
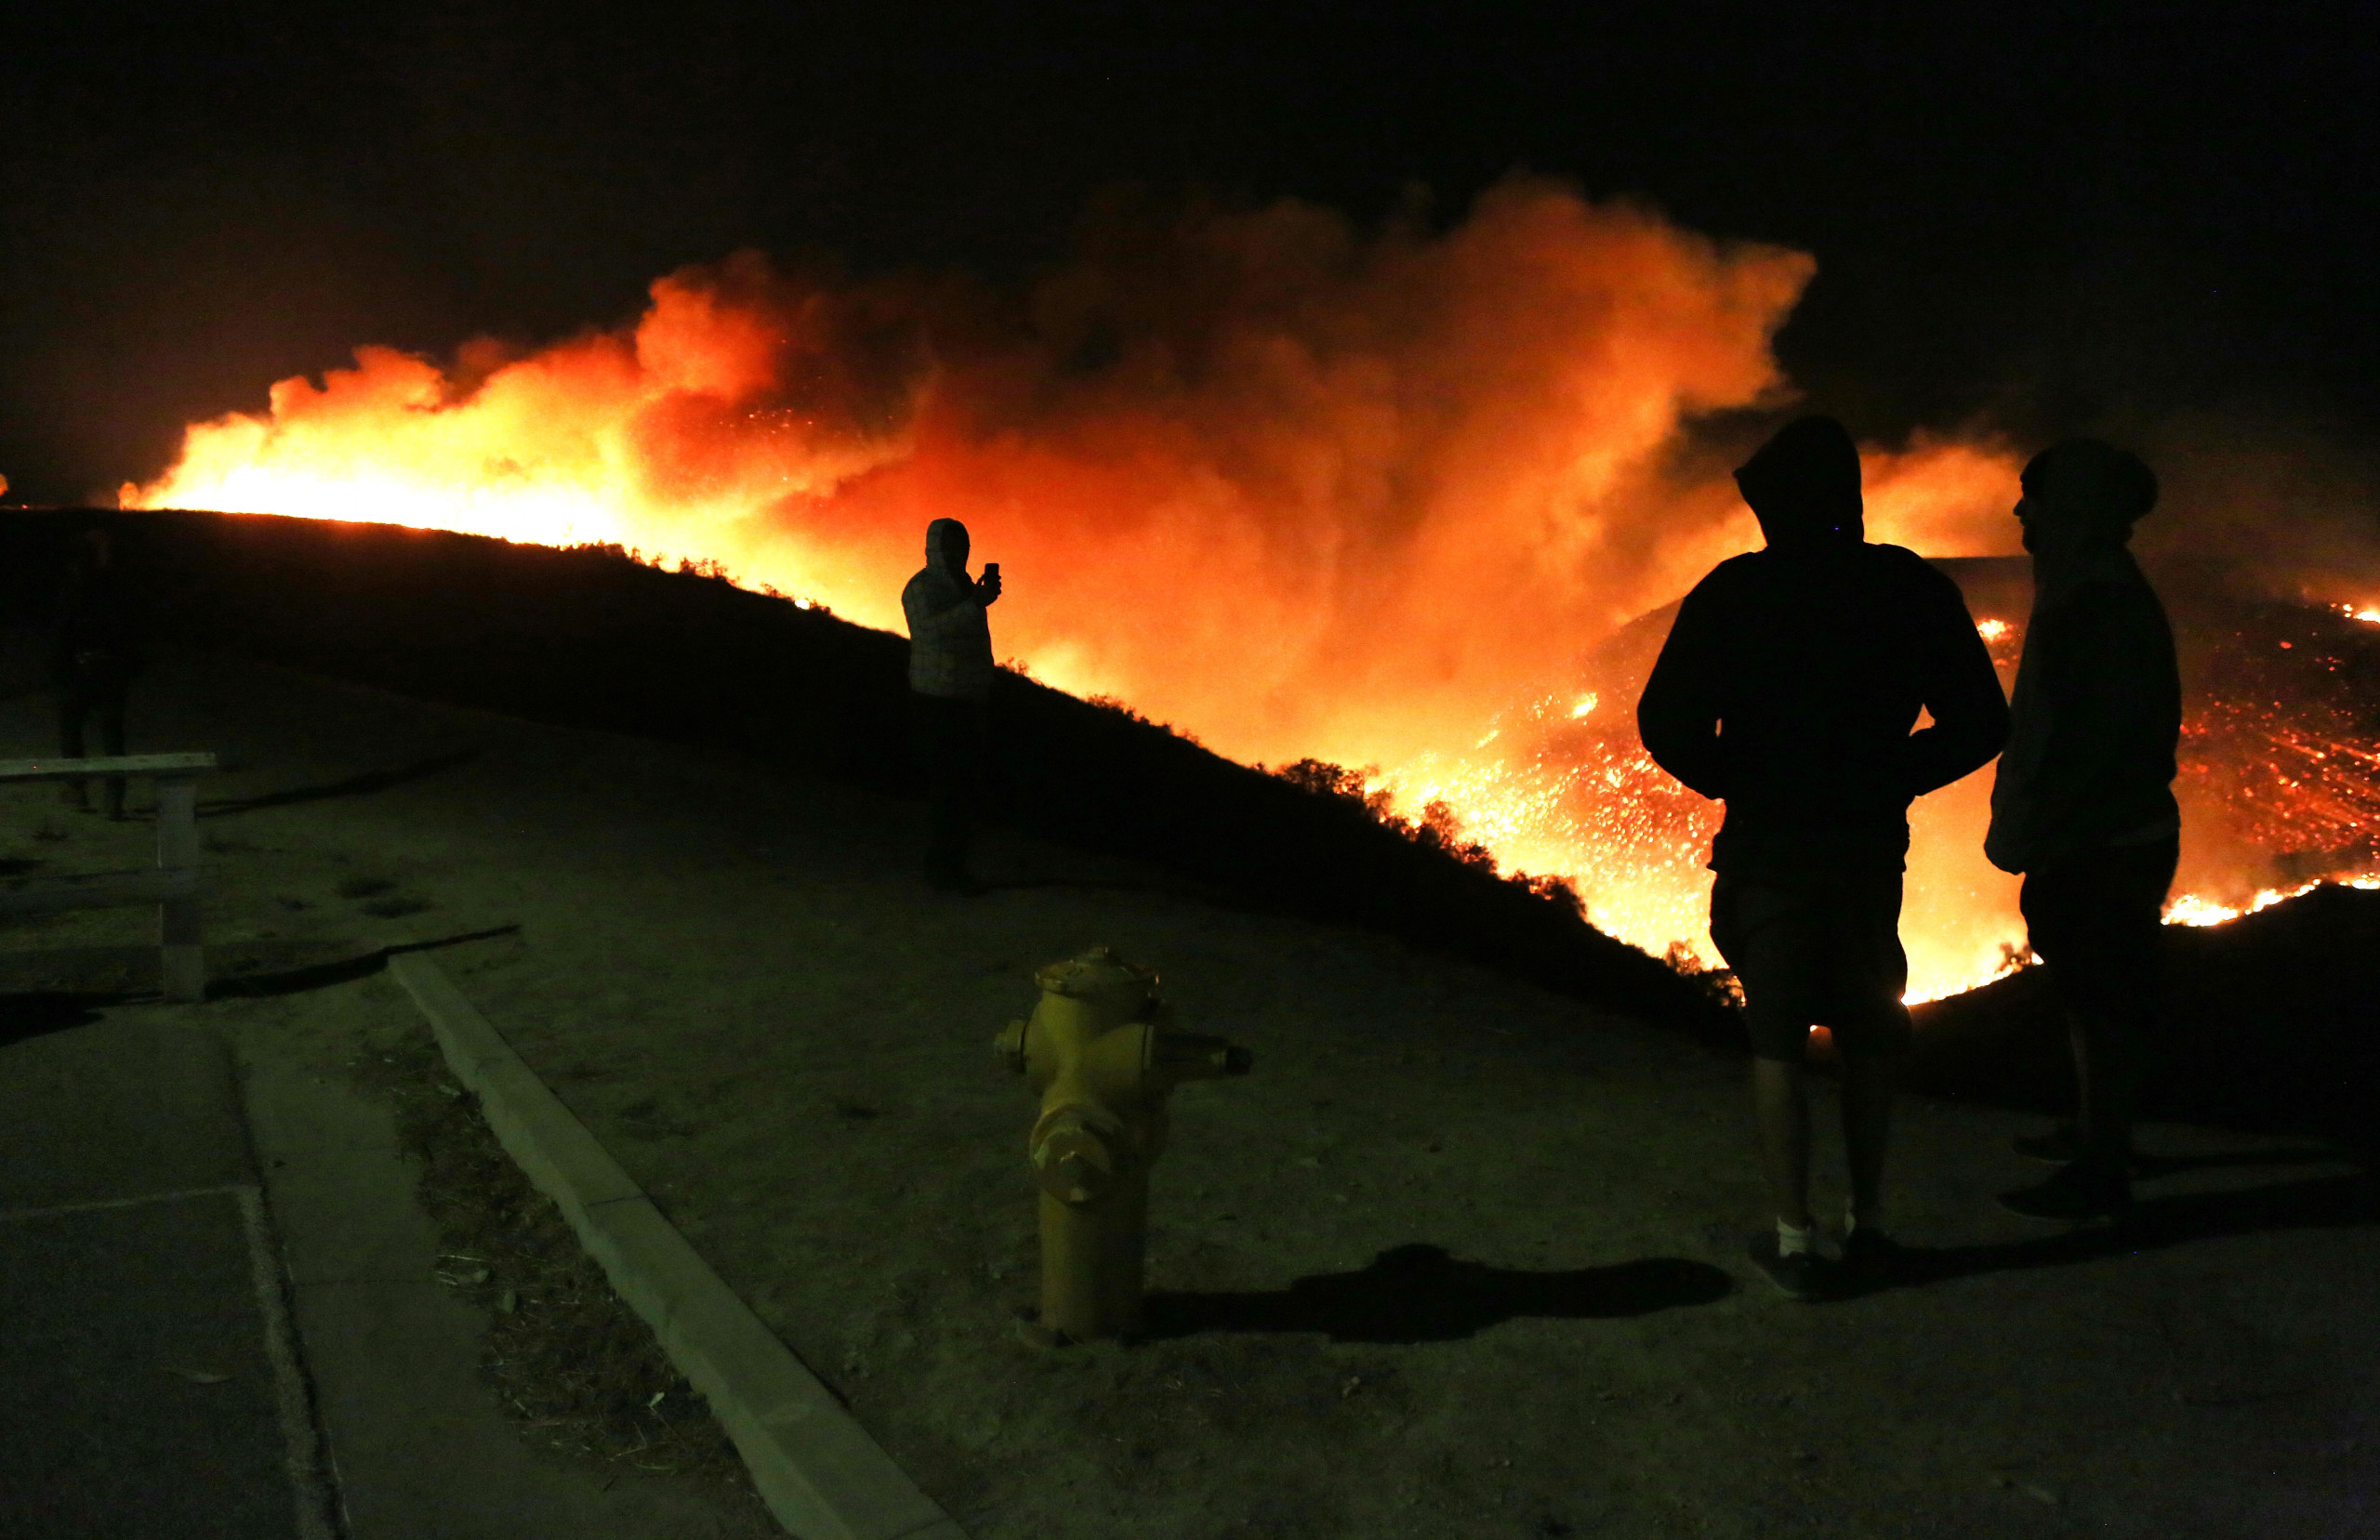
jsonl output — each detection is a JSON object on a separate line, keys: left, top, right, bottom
{"left": 1985, "top": 547, "right": 2180, "bottom": 874}
{"left": 1638, "top": 540, "right": 2011, "bottom": 877}
{"left": 902, "top": 518, "right": 995, "bottom": 701}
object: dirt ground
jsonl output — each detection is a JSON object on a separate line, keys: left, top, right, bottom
{"left": 4, "top": 638, "right": 2374, "bottom": 1539}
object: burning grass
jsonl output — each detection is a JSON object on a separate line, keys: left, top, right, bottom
{"left": 345, "top": 1024, "right": 770, "bottom": 1510}
{"left": 1274, "top": 758, "right": 1514, "bottom": 875}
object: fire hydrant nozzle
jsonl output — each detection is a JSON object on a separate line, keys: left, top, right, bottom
{"left": 995, "top": 946, "right": 1250, "bottom": 1346}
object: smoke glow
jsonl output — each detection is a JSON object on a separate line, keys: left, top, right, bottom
{"left": 121, "top": 180, "right": 2376, "bottom": 1000}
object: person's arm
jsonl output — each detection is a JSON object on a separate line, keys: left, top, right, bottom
{"left": 919, "top": 572, "right": 998, "bottom": 617}
{"left": 1902, "top": 573, "right": 2011, "bottom": 797}
{"left": 1636, "top": 581, "right": 1733, "bottom": 801}
{"left": 905, "top": 564, "right": 987, "bottom": 634}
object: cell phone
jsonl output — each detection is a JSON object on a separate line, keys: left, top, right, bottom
{"left": 984, "top": 562, "right": 1000, "bottom": 580}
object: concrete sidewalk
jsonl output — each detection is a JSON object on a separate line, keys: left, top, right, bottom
{"left": 232, "top": 968, "right": 780, "bottom": 1539}
{"left": 1, "top": 977, "right": 779, "bottom": 1539}
{"left": 0, "top": 1011, "right": 329, "bottom": 1538}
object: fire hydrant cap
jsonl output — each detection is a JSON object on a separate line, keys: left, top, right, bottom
{"left": 1035, "top": 945, "right": 1156, "bottom": 999}
{"left": 1033, "top": 1116, "right": 1118, "bottom": 1204}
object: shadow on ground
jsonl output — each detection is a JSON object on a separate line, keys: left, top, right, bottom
{"left": 0, "top": 991, "right": 106, "bottom": 1048}
{"left": 0, "top": 927, "right": 519, "bottom": 1007}
{"left": 205, "top": 925, "right": 522, "bottom": 997}
{"left": 1141, "top": 1244, "right": 1734, "bottom": 1344}
{"left": 198, "top": 747, "right": 482, "bottom": 817}
{"left": 1845, "top": 1166, "right": 2378, "bottom": 1302}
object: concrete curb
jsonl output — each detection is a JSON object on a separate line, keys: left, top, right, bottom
{"left": 388, "top": 953, "right": 965, "bottom": 1540}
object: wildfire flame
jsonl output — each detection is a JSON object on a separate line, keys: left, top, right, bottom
{"left": 120, "top": 179, "right": 2378, "bottom": 1001}
{"left": 2167, "top": 875, "right": 2380, "bottom": 928}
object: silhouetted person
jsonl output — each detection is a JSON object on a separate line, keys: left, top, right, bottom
{"left": 902, "top": 518, "right": 1002, "bottom": 891}
{"left": 1639, "top": 416, "right": 2009, "bottom": 1298}
{"left": 1987, "top": 441, "right": 2179, "bottom": 1225}
{"left": 52, "top": 528, "right": 139, "bottom": 820}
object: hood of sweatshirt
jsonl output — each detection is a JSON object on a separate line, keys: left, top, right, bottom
{"left": 1735, "top": 415, "right": 1865, "bottom": 551}
{"left": 924, "top": 518, "right": 971, "bottom": 587}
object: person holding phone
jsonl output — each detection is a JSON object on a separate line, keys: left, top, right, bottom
{"left": 902, "top": 519, "right": 1002, "bottom": 891}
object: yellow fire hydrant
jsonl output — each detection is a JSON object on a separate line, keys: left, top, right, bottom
{"left": 994, "top": 946, "right": 1251, "bottom": 1346}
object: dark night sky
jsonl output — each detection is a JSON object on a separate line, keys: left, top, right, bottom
{"left": 3, "top": 1, "right": 2374, "bottom": 503}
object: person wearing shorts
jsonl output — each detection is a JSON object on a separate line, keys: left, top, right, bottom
{"left": 1709, "top": 867, "right": 1914, "bottom": 1066}
{"left": 1640, "top": 415, "right": 2009, "bottom": 1297}
{"left": 1987, "top": 440, "right": 2180, "bottom": 1224}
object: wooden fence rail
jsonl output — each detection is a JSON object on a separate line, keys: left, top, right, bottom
{"left": 0, "top": 753, "right": 218, "bottom": 1000}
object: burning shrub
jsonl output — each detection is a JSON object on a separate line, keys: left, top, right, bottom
{"left": 1276, "top": 757, "right": 1398, "bottom": 819}
{"left": 1512, "top": 871, "right": 1587, "bottom": 916}
{"left": 1084, "top": 691, "right": 1203, "bottom": 744}
{"left": 1086, "top": 692, "right": 1150, "bottom": 724}
{"left": 1274, "top": 759, "right": 1515, "bottom": 876}
{"left": 1663, "top": 939, "right": 1744, "bottom": 1011}
{"left": 1414, "top": 797, "right": 1500, "bottom": 872}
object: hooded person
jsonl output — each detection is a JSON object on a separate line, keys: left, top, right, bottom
{"left": 1986, "top": 440, "right": 2179, "bottom": 1225}
{"left": 902, "top": 518, "right": 1002, "bottom": 889}
{"left": 1638, "top": 415, "right": 2009, "bottom": 1297}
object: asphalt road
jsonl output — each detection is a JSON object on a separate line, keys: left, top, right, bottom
{"left": 0, "top": 968, "right": 780, "bottom": 1540}
{"left": 0, "top": 1010, "right": 327, "bottom": 1538}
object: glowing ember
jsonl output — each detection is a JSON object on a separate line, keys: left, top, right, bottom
{"left": 2346, "top": 604, "right": 2380, "bottom": 625}
{"left": 2164, "top": 892, "right": 2244, "bottom": 928}
{"left": 116, "top": 183, "right": 2379, "bottom": 1001}
{"left": 2163, "top": 879, "right": 2345, "bottom": 928}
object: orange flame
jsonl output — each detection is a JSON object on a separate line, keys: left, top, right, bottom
{"left": 122, "top": 180, "right": 2184, "bottom": 998}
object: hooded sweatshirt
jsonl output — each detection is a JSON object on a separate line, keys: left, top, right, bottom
{"left": 903, "top": 518, "right": 995, "bottom": 700}
{"left": 1637, "top": 417, "right": 2011, "bottom": 878}
{"left": 1984, "top": 544, "right": 2180, "bottom": 874}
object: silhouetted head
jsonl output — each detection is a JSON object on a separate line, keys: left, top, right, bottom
{"left": 2016, "top": 440, "right": 2158, "bottom": 555}
{"left": 1735, "top": 415, "right": 1863, "bottom": 549}
{"left": 925, "top": 517, "right": 971, "bottom": 581}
